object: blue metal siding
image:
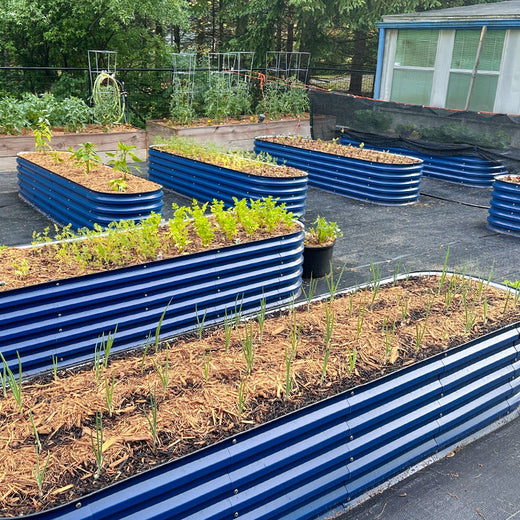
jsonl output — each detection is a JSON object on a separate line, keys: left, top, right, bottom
{"left": 488, "top": 176, "right": 520, "bottom": 235}
{"left": 17, "top": 156, "right": 164, "bottom": 229}
{"left": 340, "top": 136, "right": 507, "bottom": 187}
{"left": 148, "top": 147, "right": 308, "bottom": 216}
{"left": 0, "top": 229, "right": 304, "bottom": 377}
{"left": 3, "top": 284, "right": 520, "bottom": 520}
{"left": 254, "top": 139, "right": 422, "bottom": 205}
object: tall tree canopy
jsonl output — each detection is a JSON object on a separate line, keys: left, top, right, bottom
{"left": 0, "top": 0, "right": 189, "bottom": 68}
{"left": 0, "top": 0, "right": 505, "bottom": 74}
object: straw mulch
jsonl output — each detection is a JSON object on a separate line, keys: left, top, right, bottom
{"left": 1, "top": 275, "right": 519, "bottom": 517}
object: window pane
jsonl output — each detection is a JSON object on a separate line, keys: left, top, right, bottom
{"left": 451, "top": 29, "right": 505, "bottom": 71}
{"left": 395, "top": 30, "right": 438, "bottom": 67}
{"left": 446, "top": 72, "right": 498, "bottom": 111}
{"left": 390, "top": 69, "right": 433, "bottom": 105}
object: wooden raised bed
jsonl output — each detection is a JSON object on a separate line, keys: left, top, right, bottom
{"left": 147, "top": 117, "right": 311, "bottom": 151}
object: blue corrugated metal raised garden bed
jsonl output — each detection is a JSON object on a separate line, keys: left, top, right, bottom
{"left": 339, "top": 136, "right": 508, "bottom": 188}
{"left": 254, "top": 136, "right": 423, "bottom": 205}
{"left": 148, "top": 145, "right": 308, "bottom": 216}
{"left": 488, "top": 175, "right": 520, "bottom": 236}
{"left": 17, "top": 153, "right": 164, "bottom": 229}
{"left": 0, "top": 223, "right": 304, "bottom": 378}
{"left": 2, "top": 273, "right": 520, "bottom": 520}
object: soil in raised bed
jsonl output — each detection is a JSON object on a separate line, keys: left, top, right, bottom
{"left": 157, "top": 113, "right": 309, "bottom": 129}
{"left": 259, "top": 136, "right": 421, "bottom": 165}
{"left": 500, "top": 175, "right": 520, "bottom": 185}
{"left": 0, "top": 124, "right": 139, "bottom": 138}
{"left": 1, "top": 274, "right": 519, "bottom": 516}
{"left": 152, "top": 145, "right": 307, "bottom": 178}
{"left": 19, "top": 151, "right": 160, "bottom": 194}
{"left": 0, "top": 223, "right": 300, "bottom": 292}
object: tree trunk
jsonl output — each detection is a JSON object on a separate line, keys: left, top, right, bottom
{"left": 349, "top": 30, "right": 367, "bottom": 95}
{"left": 172, "top": 26, "right": 181, "bottom": 51}
{"left": 286, "top": 6, "right": 295, "bottom": 53}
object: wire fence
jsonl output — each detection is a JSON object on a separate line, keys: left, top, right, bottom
{"left": 0, "top": 66, "right": 375, "bottom": 126}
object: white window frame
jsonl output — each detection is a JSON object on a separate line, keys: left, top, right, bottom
{"left": 379, "top": 27, "right": 518, "bottom": 114}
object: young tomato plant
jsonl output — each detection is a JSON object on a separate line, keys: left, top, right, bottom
{"left": 106, "top": 142, "right": 142, "bottom": 181}
{"left": 70, "top": 142, "right": 102, "bottom": 176}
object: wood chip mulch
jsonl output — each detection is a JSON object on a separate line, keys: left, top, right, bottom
{"left": 1, "top": 275, "right": 519, "bottom": 517}
{"left": 19, "top": 152, "right": 159, "bottom": 194}
{"left": 259, "top": 136, "right": 422, "bottom": 165}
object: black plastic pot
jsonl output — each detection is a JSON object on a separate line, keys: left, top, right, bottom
{"left": 302, "top": 242, "right": 334, "bottom": 278}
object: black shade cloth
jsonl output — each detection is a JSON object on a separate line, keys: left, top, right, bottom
{"left": 309, "top": 89, "right": 520, "bottom": 174}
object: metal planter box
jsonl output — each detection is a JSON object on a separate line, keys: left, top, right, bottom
{"left": 148, "top": 146, "right": 308, "bottom": 217}
{"left": 17, "top": 155, "right": 164, "bottom": 229}
{"left": 0, "top": 227, "right": 304, "bottom": 378}
{"left": 488, "top": 175, "right": 520, "bottom": 236}
{"left": 4, "top": 275, "right": 520, "bottom": 520}
{"left": 340, "top": 136, "right": 507, "bottom": 188}
{"left": 254, "top": 138, "right": 422, "bottom": 205}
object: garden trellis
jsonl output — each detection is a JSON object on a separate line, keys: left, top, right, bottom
{"left": 266, "top": 51, "right": 311, "bottom": 86}
{"left": 205, "top": 51, "right": 255, "bottom": 121}
{"left": 170, "top": 52, "right": 197, "bottom": 124}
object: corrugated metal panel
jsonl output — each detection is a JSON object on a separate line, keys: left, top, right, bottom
{"left": 254, "top": 138, "right": 422, "bottom": 205}
{"left": 0, "top": 229, "right": 304, "bottom": 377}
{"left": 148, "top": 147, "right": 308, "bottom": 216}
{"left": 4, "top": 280, "right": 520, "bottom": 520}
{"left": 17, "top": 156, "right": 164, "bottom": 229}
{"left": 487, "top": 176, "right": 520, "bottom": 236}
{"left": 340, "top": 136, "right": 507, "bottom": 187}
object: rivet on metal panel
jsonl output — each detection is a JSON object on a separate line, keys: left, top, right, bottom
{"left": 350, "top": 456, "right": 354, "bottom": 462}
{"left": 439, "top": 412, "right": 443, "bottom": 417}
{"left": 146, "top": 308, "right": 148, "bottom": 311}
{"left": 349, "top": 435, "right": 354, "bottom": 441}
{"left": 58, "top": 313, "right": 61, "bottom": 317}
{"left": 234, "top": 489, "right": 239, "bottom": 495}
{"left": 234, "top": 513, "right": 239, "bottom": 518}
{"left": 56, "top": 282, "right": 60, "bottom": 286}
{"left": 75, "top": 502, "right": 81, "bottom": 509}
{"left": 350, "top": 391, "right": 355, "bottom": 396}
{"left": 440, "top": 393, "right": 444, "bottom": 398}
{"left": 59, "top": 328, "right": 62, "bottom": 332}
{"left": 232, "top": 438, "right": 237, "bottom": 444}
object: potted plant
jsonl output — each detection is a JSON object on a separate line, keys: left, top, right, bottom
{"left": 148, "top": 136, "right": 308, "bottom": 216}
{"left": 17, "top": 129, "right": 162, "bottom": 229}
{"left": 254, "top": 136, "right": 423, "bottom": 205}
{"left": 488, "top": 174, "right": 520, "bottom": 236}
{"left": 303, "top": 216, "right": 343, "bottom": 278}
{"left": 1, "top": 269, "right": 519, "bottom": 520}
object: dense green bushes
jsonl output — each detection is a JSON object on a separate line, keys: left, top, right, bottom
{"left": 0, "top": 93, "right": 93, "bottom": 134}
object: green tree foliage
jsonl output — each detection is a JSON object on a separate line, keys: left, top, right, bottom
{"left": 0, "top": 0, "right": 189, "bottom": 69}
{"left": 0, "top": 0, "right": 506, "bottom": 101}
